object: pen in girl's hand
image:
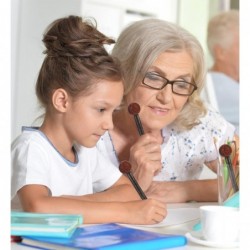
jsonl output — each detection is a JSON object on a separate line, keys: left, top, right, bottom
{"left": 119, "top": 160, "right": 147, "bottom": 200}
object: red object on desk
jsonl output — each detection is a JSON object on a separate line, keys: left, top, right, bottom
{"left": 11, "top": 235, "right": 22, "bottom": 243}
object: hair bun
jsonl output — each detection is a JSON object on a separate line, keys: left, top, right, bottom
{"left": 42, "top": 16, "right": 115, "bottom": 58}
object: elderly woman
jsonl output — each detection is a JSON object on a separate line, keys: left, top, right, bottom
{"left": 97, "top": 18, "right": 238, "bottom": 203}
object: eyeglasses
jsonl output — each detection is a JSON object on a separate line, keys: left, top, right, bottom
{"left": 142, "top": 72, "right": 197, "bottom": 96}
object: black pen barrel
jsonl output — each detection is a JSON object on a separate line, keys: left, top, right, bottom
{"left": 127, "top": 173, "right": 147, "bottom": 200}
{"left": 225, "top": 157, "right": 239, "bottom": 192}
{"left": 134, "top": 115, "right": 144, "bottom": 136}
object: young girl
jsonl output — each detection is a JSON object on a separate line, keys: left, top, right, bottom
{"left": 11, "top": 16, "right": 166, "bottom": 225}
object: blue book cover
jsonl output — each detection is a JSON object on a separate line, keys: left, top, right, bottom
{"left": 11, "top": 211, "right": 83, "bottom": 238}
{"left": 21, "top": 223, "right": 187, "bottom": 249}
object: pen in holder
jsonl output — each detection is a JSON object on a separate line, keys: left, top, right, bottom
{"left": 192, "top": 139, "right": 240, "bottom": 232}
{"left": 218, "top": 143, "right": 239, "bottom": 205}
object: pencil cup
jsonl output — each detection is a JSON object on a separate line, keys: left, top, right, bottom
{"left": 217, "top": 154, "right": 239, "bottom": 205}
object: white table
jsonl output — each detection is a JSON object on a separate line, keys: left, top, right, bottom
{"left": 11, "top": 202, "right": 238, "bottom": 250}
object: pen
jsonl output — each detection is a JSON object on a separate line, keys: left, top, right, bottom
{"left": 219, "top": 144, "right": 239, "bottom": 193}
{"left": 128, "top": 103, "right": 145, "bottom": 136}
{"left": 128, "top": 102, "right": 164, "bottom": 174}
{"left": 119, "top": 160, "right": 147, "bottom": 200}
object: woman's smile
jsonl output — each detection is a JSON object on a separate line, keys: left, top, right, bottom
{"left": 149, "top": 106, "right": 171, "bottom": 116}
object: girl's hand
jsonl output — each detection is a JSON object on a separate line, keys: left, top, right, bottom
{"left": 124, "top": 199, "right": 167, "bottom": 225}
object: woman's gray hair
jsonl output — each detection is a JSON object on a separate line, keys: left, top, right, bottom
{"left": 112, "top": 18, "right": 207, "bottom": 131}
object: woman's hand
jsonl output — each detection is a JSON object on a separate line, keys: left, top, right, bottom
{"left": 146, "top": 179, "right": 218, "bottom": 203}
{"left": 146, "top": 181, "right": 189, "bottom": 203}
{"left": 129, "top": 134, "right": 162, "bottom": 191}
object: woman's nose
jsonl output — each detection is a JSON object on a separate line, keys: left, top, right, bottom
{"left": 156, "top": 84, "right": 173, "bottom": 104}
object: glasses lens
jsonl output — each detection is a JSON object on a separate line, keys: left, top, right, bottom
{"left": 173, "top": 81, "right": 195, "bottom": 95}
{"left": 143, "top": 73, "right": 165, "bottom": 89}
{"left": 143, "top": 73, "right": 196, "bottom": 96}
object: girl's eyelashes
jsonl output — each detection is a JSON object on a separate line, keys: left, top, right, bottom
{"left": 98, "top": 108, "right": 106, "bottom": 113}
{"left": 96, "top": 105, "right": 121, "bottom": 114}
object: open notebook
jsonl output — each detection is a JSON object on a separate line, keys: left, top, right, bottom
{"left": 127, "top": 207, "right": 200, "bottom": 228}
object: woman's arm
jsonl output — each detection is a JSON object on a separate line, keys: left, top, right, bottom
{"left": 146, "top": 179, "right": 218, "bottom": 203}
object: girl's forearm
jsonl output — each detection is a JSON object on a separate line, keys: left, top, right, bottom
{"left": 63, "top": 184, "right": 141, "bottom": 202}
{"left": 22, "top": 196, "right": 129, "bottom": 224}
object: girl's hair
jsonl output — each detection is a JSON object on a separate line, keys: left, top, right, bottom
{"left": 36, "top": 15, "right": 122, "bottom": 109}
{"left": 112, "top": 18, "right": 207, "bottom": 131}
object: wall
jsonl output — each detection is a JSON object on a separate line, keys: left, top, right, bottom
{"left": 11, "top": 0, "right": 178, "bottom": 140}
{"left": 178, "top": 0, "right": 210, "bottom": 63}
{"left": 11, "top": 0, "right": 84, "bottom": 140}
{"left": 12, "top": 0, "right": 228, "bottom": 141}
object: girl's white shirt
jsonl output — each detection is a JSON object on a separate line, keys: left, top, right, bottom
{"left": 11, "top": 127, "right": 122, "bottom": 210}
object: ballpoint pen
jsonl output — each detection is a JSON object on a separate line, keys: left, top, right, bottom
{"left": 119, "top": 160, "right": 147, "bottom": 200}
{"left": 128, "top": 103, "right": 144, "bottom": 136}
{"left": 219, "top": 144, "right": 239, "bottom": 193}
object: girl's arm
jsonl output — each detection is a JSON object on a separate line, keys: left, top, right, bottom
{"left": 62, "top": 175, "right": 144, "bottom": 202}
{"left": 17, "top": 182, "right": 167, "bottom": 225}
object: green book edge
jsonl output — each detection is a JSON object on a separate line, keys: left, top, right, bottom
{"left": 11, "top": 211, "right": 83, "bottom": 238}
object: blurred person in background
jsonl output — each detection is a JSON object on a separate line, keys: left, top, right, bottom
{"left": 206, "top": 10, "right": 239, "bottom": 134}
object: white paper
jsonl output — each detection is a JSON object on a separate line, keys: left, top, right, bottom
{"left": 128, "top": 207, "right": 200, "bottom": 228}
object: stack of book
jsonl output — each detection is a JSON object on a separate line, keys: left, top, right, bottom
{"left": 11, "top": 211, "right": 83, "bottom": 238}
{"left": 11, "top": 212, "right": 187, "bottom": 249}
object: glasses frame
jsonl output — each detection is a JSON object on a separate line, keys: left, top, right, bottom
{"left": 142, "top": 72, "right": 198, "bottom": 96}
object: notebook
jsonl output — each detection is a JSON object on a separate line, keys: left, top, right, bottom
{"left": 21, "top": 223, "right": 187, "bottom": 250}
{"left": 11, "top": 211, "right": 83, "bottom": 238}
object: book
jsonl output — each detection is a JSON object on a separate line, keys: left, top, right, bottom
{"left": 21, "top": 223, "right": 187, "bottom": 249}
{"left": 11, "top": 211, "right": 83, "bottom": 238}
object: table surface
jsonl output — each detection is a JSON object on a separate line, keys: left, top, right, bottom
{"left": 11, "top": 202, "right": 239, "bottom": 250}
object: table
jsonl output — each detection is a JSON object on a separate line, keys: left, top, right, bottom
{"left": 11, "top": 202, "right": 238, "bottom": 250}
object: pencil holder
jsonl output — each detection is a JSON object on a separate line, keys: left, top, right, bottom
{"left": 217, "top": 144, "right": 239, "bottom": 205}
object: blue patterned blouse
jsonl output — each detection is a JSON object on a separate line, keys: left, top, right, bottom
{"left": 97, "top": 109, "right": 235, "bottom": 181}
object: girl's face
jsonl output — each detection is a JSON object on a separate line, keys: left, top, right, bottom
{"left": 65, "top": 80, "right": 124, "bottom": 147}
{"left": 125, "top": 51, "right": 194, "bottom": 132}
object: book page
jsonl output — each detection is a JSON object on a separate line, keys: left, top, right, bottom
{"left": 127, "top": 207, "right": 200, "bottom": 228}
{"left": 154, "top": 207, "right": 199, "bottom": 227}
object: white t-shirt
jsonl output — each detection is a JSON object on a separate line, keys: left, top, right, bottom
{"left": 209, "top": 72, "right": 239, "bottom": 134}
{"left": 97, "top": 109, "right": 235, "bottom": 181}
{"left": 11, "top": 127, "right": 122, "bottom": 210}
